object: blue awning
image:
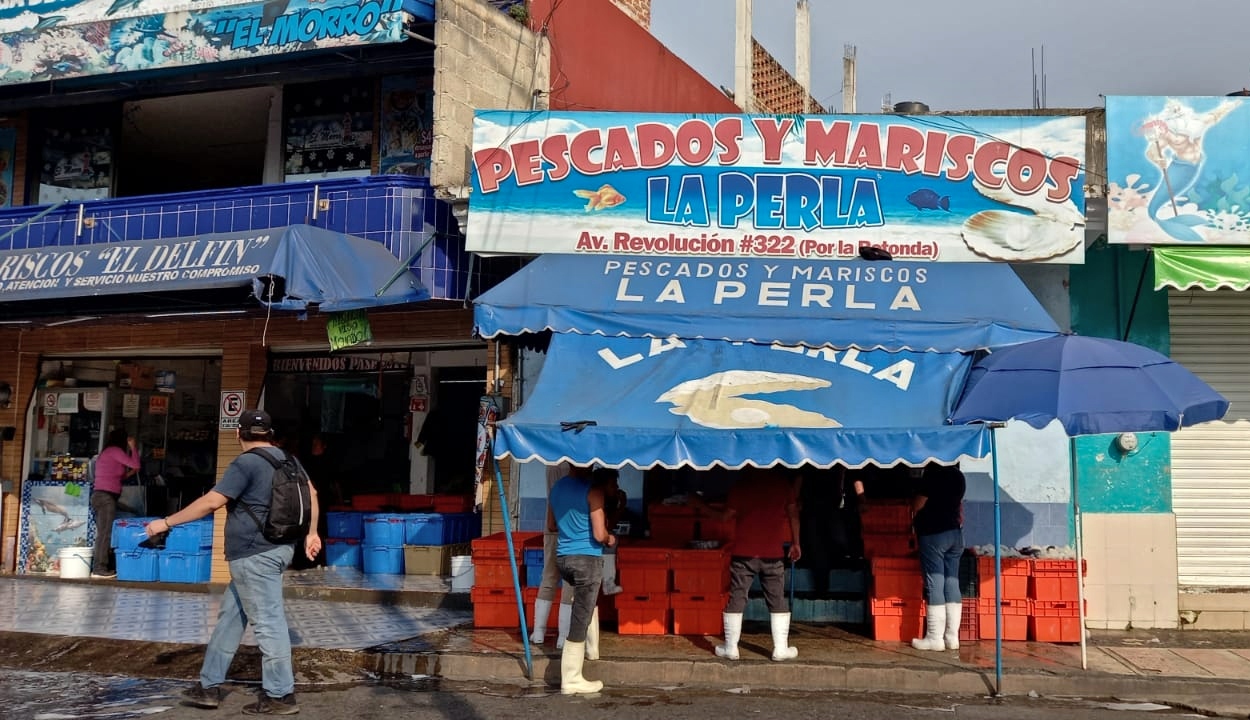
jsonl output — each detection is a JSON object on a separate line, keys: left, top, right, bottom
{"left": 494, "top": 333, "right": 990, "bottom": 470}
{"left": 0, "top": 224, "right": 428, "bottom": 312}
{"left": 474, "top": 255, "right": 1059, "bottom": 351}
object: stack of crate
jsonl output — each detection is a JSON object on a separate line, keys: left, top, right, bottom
{"left": 402, "top": 512, "right": 479, "bottom": 576}
{"left": 111, "top": 517, "right": 213, "bottom": 583}
{"left": 615, "top": 543, "right": 673, "bottom": 634}
{"left": 669, "top": 547, "right": 730, "bottom": 635}
{"left": 868, "top": 556, "right": 925, "bottom": 641}
{"left": 860, "top": 500, "right": 915, "bottom": 559}
{"left": 361, "top": 513, "right": 407, "bottom": 574}
{"left": 325, "top": 511, "right": 364, "bottom": 569}
{"left": 470, "top": 531, "right": 542, "bottom": 628}
{"left": 1028, "top": 559, "right": 1086, "bottom": 642}
{"left": 976, "top": 555, "right": 1030, "bottom": 641}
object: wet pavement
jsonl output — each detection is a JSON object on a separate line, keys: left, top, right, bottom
{"left": 3, "top": 573, "right": 1250, "bottom": 718}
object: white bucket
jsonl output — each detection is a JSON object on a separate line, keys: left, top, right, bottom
{"left": 450, "top": 555, "right": 474, "bottom": 592}
{"left": 58, "top": 547, "right": 92, "bottom": 579}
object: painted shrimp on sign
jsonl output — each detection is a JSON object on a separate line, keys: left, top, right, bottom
{"left": 468, "top": 111, "right": 1087, "bottom": 263}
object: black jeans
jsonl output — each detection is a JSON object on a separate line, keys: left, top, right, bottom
{"left": 89, "top": 491, "right": 118, "bottom": 572}
{"left": 555, "top": 554, "right": 602, "bottom": 643}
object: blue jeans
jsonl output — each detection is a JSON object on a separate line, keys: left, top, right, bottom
{"left": 917, "top": 528, "right": 963, "bottom": 606}
{"left": 200, "top": 544, "right": 295, "bottom": 698}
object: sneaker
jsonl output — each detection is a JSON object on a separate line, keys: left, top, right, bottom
{"left": 90, "top": 570, "right": 116, "bottom": 579}
{"left": 181, "top": 683, "right": 224, "bottom": 709}
{"left": 242, "top": 693, "right": 299, "bottom": 715}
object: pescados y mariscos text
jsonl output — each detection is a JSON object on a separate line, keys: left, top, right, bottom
{"left": 474, "top": 116, "right": 1082, "bottom": 230}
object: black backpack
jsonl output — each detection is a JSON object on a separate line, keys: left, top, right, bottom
{"left": 240, "top": 448, "right": 312, "bottom": 544}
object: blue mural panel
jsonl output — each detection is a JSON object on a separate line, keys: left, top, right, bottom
{"left": 0, "top": 0, "right": 412, "bottom": 85}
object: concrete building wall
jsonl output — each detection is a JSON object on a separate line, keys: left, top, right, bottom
{"left": 430, "top": 0, "right": 550, "bottom": 201}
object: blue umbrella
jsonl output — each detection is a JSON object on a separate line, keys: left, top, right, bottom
{"left": 948, "top": 334, "right": 1229, "bottom": 692}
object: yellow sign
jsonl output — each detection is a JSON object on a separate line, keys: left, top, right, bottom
{"left": 327, "top": 310, "right": 373, "bottom": 351}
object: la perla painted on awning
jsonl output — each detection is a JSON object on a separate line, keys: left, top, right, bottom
{"left": 473, "top": 255, "right": 1060, "bottom": 352}
{"left": 493, "top": 333, "right": 989, "bottom": 470}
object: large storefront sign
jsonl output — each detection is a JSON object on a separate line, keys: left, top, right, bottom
{"left": 1107, "top": 96, "right": 1250, "bottom": 245}
{"left": 468, "top": 110, "right": 1088, "bottom": 263}
{"left": 0, "top": 0, "right": 411, "bottom": 85}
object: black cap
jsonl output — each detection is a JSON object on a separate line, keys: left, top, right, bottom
{"left": 238, "top": 409, "right": 273, "bottom": 436}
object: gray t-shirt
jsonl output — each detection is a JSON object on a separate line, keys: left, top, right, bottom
{"left": 215, "top": 446, "right": 288, "bottom": 561}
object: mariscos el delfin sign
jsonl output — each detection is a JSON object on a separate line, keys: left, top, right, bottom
{"left": 468, "top": 110, "right": 1087, "bottom": 263}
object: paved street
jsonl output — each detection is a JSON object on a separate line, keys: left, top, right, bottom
{"left": 0, "top": 667, "right": 1209, "bottom": 720}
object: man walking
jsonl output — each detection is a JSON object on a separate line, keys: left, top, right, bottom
{"left": 144, "top": 409, "right": 320, "bottom": 715}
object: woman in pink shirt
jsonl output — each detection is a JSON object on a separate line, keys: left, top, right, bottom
{"left": 90, "top": 428, "right": 139, "bottom": 579}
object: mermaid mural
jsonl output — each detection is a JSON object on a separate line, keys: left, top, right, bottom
{"left": 1107, "top": 96, "right": 1250, "bottom": 245}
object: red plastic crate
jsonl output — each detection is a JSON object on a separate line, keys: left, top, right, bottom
{"left": 350, "top": 493, "right": 397, "bottom": 512}
{"left": 870, "top": 597, "right": 925, "bottom": 642}
{"left": 977, "top": 556, "right": 1030, "bottom": 600}
{"left": 870, "top": 556, "right": 921, "bottom": 573}
{"left": 615, "top": 593, "right": 671, "bottom": 635}
{"left": 472, "top": 558, "right": 522, "bottom": 589}
{"left": 522, "top": 587, "right": 559, "bottom": 630}
{"left": 977, "top": 598, "right": 1029, "bottom": 640}
{"left": 397, "top": 494, "right": 435, "bottom": 511}
{"left": 670, "top": 593, "right": 726, "bottom": 635}
{"left": 434, "top": 494, "right": 474, "bottom": 513}
{"left": 471, "top": 531, "right": 541, "bottom": 561}
{"left": 669, "top": 548, "right": 730, "bottom": 594}
{"left": 861, "top": 501, "right": 912, "bottom": 534}
{"left": 959, "top": 597, "right": 979, "bottom": 642}
{"left": 472, "top": 586, "right": 521, "bottom": 628}
{"left": 862, "top": 533, "right": 915, "bottom": 558}
{"left": 1028, "top": 559, "right": 1086, "bottom": 602}
{"left": 871, "top": 570, "right": 924, "bottom": 599}
{"left": 1029, "top": 600, "right": 1084, "bottom": 643}
{"left": 617, "top": 543, "right": 672, "bottom": 594}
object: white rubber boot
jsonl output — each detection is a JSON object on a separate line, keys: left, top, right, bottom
{"left": 912, "top": 604, "right": 947, "bottom": 651}
{"left": 555, "top": 602, "right": 572, "bottom": 650}
{"left": 715, "top": 612, "right": 742, "bottom": 660}
{"left": 531, "top": 598, "right": 552, "bottom": 645}
{"left": 584, "top": 607, "right": 600, "bottom": 660}
{"left": 770, "top": 612, "right": 798, "bottom": 661}
{"left": 944, "top": 601, "right": 962, "bottom": 650}
{"left": 560, "top": 641, "right": 603, "bottom": 695}
{"left": 601, "top": 553, "right": 623, "bottom": 596}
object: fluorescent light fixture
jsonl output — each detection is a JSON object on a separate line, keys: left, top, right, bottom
{"left": 144, "top": 310, "right": 249, "bottom": 319}
{"left": 0, "top": 320, "right": 32, "bottom": 325}
{"left": 44, "top": 316, "right": 100, "bottom": 327}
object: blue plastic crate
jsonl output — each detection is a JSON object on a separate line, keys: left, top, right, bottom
{"left": 326, "top": 538, "right": 362, "bottom": 568}
{"left": 525, "top": 564, "right": 543, "bottom": 587}
{"left": 404, "top": 513, "right": 448, "bottom": 545}
{"left": 111, "top": 517, "right": 158, "bottom": 551}
{"left": 116, "top": 549, "right": 159, "bottom": 582}
{"left": 327, "top": 512, "right": 364, "bottom": 539}
{"left": 157, "top": 551, "right": 212, "bottom": 583}
{"left": 362, "top": 514, "right": 406, "bottom": 545}
{"left": 166, "top": 518, "right": 213, "bottom": 552}
{"left": 361, "top": 544, "right": 404, "bottom": 574}
{"left": 523, "top": 548, "right": 545, "bottom": 568}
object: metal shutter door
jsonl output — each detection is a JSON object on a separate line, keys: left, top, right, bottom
{"left": 1169, "top": 289, "right": 1250, "bottom": 587}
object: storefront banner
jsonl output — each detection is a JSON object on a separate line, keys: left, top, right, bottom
{"left": 0, "top": 0, "right": 414, "bottom": 85}
{"left": 1107, "top": 96, "right": 1250, "bottom": 245}
{"left": 495, "top": 333, "right": 989, "bottom": 470}
{"left": 473, "top": 254, "right": 1060, "bottom": 352}
{"left": 0, "top": 223, "right": 429, "bottom": 310}
{"left": 469, "top": 110, "right": 1087, "bottom": 263}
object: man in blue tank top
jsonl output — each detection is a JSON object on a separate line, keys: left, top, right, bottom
{"left": 548, "top": 464, "right": 616, "bottom": 695}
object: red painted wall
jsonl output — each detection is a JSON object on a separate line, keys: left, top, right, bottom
{"left": 528, "top": 0, "right": 740, "bottom": 113}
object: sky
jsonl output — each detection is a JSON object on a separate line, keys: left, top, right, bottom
{"left": 649, "top": 0, "right": 1250, "bottom": 112}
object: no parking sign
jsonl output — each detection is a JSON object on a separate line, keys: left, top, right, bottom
{"left": 219, "top": 391, "right": 246, "bottom": 429}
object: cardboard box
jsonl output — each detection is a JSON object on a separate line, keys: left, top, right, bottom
{"left": 117, "top": 363, "right": 156, "bottom": 390}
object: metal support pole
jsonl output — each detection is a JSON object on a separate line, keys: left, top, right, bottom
{"left": 1072, "top": 437, "right": 1088, "bottom": 670}
{"left": 991, "top": 426, "right": 1004, "bottom": 697}
{"left": 493, "top": 454, "right": 533, "bottom": 680}
{"left": 376, "top": 233, "right": 437, "bottom": 297}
